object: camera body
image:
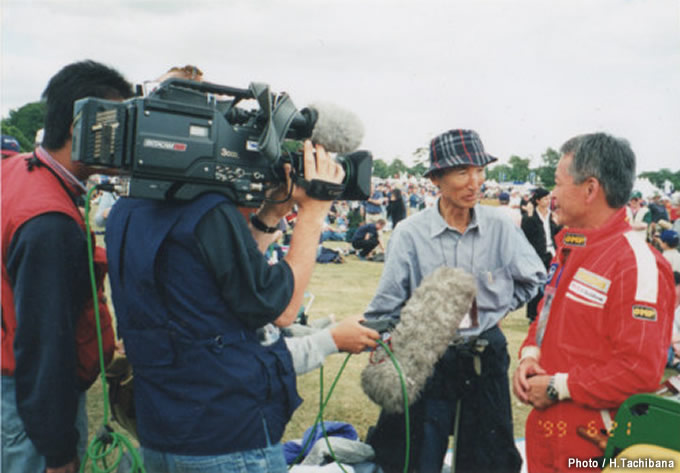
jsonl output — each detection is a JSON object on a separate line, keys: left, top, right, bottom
{"left": 72, "top": 79, "right": 372, "bottom": 206}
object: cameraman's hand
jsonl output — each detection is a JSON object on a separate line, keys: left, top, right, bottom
{"left": 330, "top": 315, "right": 380, "bottom": 354}
{"left": 293, "top": 140, "right": 345, "bottom": 213}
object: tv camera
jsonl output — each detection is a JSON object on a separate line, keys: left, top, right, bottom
{"left": 71, "top": 79, "right": 372, "bottom": 206}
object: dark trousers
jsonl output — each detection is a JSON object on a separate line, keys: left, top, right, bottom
{"left": 367, "top": 326, "right": 522, "bottom": 473}
{"left": 352, "top": 237, "right": 379, "bottom": 257}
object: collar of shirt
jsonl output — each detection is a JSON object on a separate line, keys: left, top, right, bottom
{"left": 429, "top": 199, "right": 481, "bottom": 239}
{"left": 35, "top": 146, "right": 86, "bottom": 196}
{"left": 537, "top": 208, "right": 551, "bottom": 223}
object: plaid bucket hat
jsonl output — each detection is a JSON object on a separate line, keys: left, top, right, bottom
{"left": 424, "top": 129, "right": 498, "bottom": 177}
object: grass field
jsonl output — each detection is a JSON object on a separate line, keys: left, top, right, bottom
{"left": 84, "top": 215, "right": 677, "bottom": 453}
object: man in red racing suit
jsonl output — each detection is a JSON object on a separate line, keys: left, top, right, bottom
{"left": 513, "top": 133, "right": 675, "bottom": 473}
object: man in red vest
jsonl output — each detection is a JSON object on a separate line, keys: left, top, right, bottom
{"left": 1, "top": 60, "right": 132, "bottom": 473}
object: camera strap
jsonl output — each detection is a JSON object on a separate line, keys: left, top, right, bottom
{"left": 292, "top": 172, "right": 345, "bottom": 201}
{"left": 250, "top": 82, "right": 300, "bottom": 163}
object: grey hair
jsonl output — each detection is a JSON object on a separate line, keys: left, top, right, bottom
{"left": 559, "top": 133, "right": 636, "bottom": 208}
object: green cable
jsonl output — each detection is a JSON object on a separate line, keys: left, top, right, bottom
{"left": 318, "top": 364, "right": 349, "bottom": 473}
{"left": 289, "top": 354, "right": 353, "bottom": 467}
{"left": 375, "top": 339, "right": 410, "bottom": 473}
{"left": 290, "top": 339, "right": 410, "bottom": 473}
{"left": 81, "top": 186, "right": 146, "bottom": 473}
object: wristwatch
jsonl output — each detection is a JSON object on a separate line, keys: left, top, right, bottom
{"left": 546, "top": 376, "right": 559, "bottom": 401}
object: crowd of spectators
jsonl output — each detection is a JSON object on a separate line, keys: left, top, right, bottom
{"left": 217, "top": 172, "right": 680, "bottom": 275}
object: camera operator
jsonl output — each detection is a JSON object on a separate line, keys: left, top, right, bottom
{"left": 105, "top": 139, "right": 368, "bottom": 472}
{"left": 1, "top": 60, "right": 129, "bottom": 473}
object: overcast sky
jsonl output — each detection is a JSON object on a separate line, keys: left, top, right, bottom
{"left": 2, "top": 0, "right": 679, "bottom": 172}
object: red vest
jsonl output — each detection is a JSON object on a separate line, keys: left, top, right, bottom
{"left": 1, "top": 153, "right": 115, "bottom": 387}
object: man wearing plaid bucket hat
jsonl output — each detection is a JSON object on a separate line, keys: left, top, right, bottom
{"left": 365, "top": 129, "right": 546, "bottom": 473}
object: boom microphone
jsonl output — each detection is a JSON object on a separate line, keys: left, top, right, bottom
{"left": 361, "top": 266, "right": 477, "bottom": 414}
{"left": 305, "top": 102, "right": 365, "bottom": 154}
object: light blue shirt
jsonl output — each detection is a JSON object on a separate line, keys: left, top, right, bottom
{"left": 365, "top": 200, "right": 547, "bottom": 337}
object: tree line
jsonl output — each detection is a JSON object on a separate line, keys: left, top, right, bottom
{"left": 371, "top": 147, "right": 564, "bottom": 188}
{"left": 1, "top": 102, "right": 45, "bottom": 151}
{"left": 373, "top": 146, "right": 680, "bottom": 192}
{"left": 3, "top": 101, "right": 679, "bottom": 191}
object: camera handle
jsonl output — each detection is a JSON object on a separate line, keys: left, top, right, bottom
{"left": 291, "top": 171, "right": 345, "bottom": 201}
{"left": 250, "top": 82, "right": 301, "bottom": 164}
{"left": 154, "top": 77, "right": 254, "bottom": 100}
{"left": 154, "top": 79, "right": 313, "bottom": 165}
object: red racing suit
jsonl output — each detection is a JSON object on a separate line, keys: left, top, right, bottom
{"left": 519, "top": 208, "right": 675, "bottom": 472}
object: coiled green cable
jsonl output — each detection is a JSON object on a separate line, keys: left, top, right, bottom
{"left": 81, "top": 186, "right": 146, "bottom": 473}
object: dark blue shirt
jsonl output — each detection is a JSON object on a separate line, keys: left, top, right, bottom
{"left": 194, "top": 202, "right": 295, "bottom": 329}
{"left": 6, "top": 213, "right": 89, "bottom": 467}
{"left": 352, "top": 223, "right": 378, "bottom": 243}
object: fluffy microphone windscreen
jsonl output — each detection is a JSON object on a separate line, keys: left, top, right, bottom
{"left": 308, "top": 102, "right": 364, "bottom": 154}
{"left": 361, "top": 266, "right": 476, "bottom": 414}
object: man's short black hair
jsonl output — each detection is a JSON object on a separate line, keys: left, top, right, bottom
{"left": 41, "top": 60, "right": 133, "bottom": 150}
